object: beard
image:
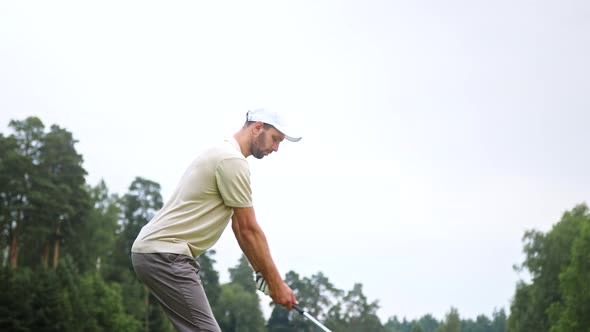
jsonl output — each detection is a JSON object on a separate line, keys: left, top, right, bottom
{"left": 251, "top": 131, "right": 267, "bottom": 159}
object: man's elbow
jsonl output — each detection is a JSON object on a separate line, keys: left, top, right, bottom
{"left": 232, "top": 208, "right": 263, "bottom": 241}
{"left": 238, "top": 224, "right": 259, "bottom": 239}
{"left": 237, "top": 221, "right": 264, "bottom": 242}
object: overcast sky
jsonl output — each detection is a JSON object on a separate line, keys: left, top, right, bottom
{"left": 1, "top": 0, "right": 589, "bottom": 322}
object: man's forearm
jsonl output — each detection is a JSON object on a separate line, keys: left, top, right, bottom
{"left": 232, "top": 216, "right": 283, "bottom": 288}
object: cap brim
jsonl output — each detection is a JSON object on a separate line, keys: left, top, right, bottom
{"left": 271, "top": 123, "right": 301, "bottom": 142}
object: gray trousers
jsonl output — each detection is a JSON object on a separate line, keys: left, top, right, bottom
{"left": 131, "top": 253, "right": 221, "bottom": 332}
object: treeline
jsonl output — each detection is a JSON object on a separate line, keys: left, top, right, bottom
{"left": 0, "top": 116, "right": 587, "bottom": 331}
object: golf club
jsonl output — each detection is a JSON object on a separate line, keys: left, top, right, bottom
{"left": 292, "top": 304, "right": 333, "bottom": 332}
{"left": 255, "top": 272, "right": 332, "bottom": 331}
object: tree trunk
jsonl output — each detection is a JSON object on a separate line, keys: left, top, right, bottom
{"left": 9, "top": 222, "right": 18, "bottom": 268}
{"left": 52, "top": 222, "right": 60, "bottom": 268}
{"left": 43, "top": 240, "right": 50, "bottom": 269}
{"left": 145, "top": 286, "right": 150, "bottom": 332}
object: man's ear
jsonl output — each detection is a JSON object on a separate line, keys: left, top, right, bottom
{"left": 252, "top": 121, "right": 265, "bottom": 136}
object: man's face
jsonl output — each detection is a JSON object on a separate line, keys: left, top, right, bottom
{"left": 251, "top": 125, "right": 285, "bottom": 159}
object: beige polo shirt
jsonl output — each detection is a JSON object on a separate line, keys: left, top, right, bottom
{"left": 131, "top": 137, "right": 252, "bottom": 258}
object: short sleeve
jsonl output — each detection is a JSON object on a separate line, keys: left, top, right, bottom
{"left": 216, "top": 158, "right": 253, "bottom": 207}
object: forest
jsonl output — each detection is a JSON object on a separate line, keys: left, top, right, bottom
{"left": 1, "top": 116, "right": 588, "bottom": 331}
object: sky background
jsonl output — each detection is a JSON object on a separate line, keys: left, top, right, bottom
{"left": 1, "top": 0, "right": 589, "bottom": 323}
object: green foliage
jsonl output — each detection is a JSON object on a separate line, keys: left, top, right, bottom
{"left": 384, "top": 315, "right": 439, "bottom": 332}
{"left": 508, "top": 281, "right": 539, "bottom": 331}
{"left": 418, "top": 315, "right": 441, "bottom": 332}
{"left": 549, "top": 212, "right": 590, "bottom": 331}
{"left": 340, "top": 283, "right": 385, "bottom": 332}
{"left": 436, "top": 307, "right": 460, "bottom": 332}
{"left": 0, "top": 267, "right": 33, "bottom": 331}
{"left": 107, "top": 176, "right": 169, "bottom": 331}
{"left": 229, "top": 254, "right": 257, "bottom": 292}
{"left": 509, "top": 203, "right": 590, "bottom": 332}
{"left": 104, "top": 176, "right": 162, "bottom": 284}
{"left": 0, "top": 133, "right": 21, "bottom": 266}
{"left": 490, "top": 309, "right": 507, "bottom": 332}
{"left": 411, "top": 323, "right": 425, "bottom": 332}
{"left": 198, "top": 250, "right": 222, "bottom": 308}
{"left": 2, "top": 117, "right": 45, "bottom": 268}
{"left": 0, "top": 259, "right": 140, "bottom": 331}
{"left": 0, "top": 117, "right": 151, "bottom": 331}
{"left": 70, "top": 180, "right": 121, "bottom": 273}
{"left": 0, "top": 117, "right": 92, "bottom": 272}
{"left": 294, "top": 271, "right": 343, "bottom": 321}
{"left": 269, "top": 273, "right": 385, "bottom": 332}
{"left": 266, "top": 303, "right": 292, "bottom": 332}
{"left": 216, "top": 283, "right": 266, "bottom": 331}
{"left": 384, "top": 310, "right": 507, "bottom": 332}
{"left": 216, "top": 255, "right": 266, "bottom": 331}
{"left": 268, "top": 270, "right": 344, "bottom": 331}
{"left": 59, "top": 257, "right": 141, "bottom": 331}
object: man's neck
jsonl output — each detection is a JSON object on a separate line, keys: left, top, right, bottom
{"left": 233, "top": 131, "right": 251, "bottom": 158}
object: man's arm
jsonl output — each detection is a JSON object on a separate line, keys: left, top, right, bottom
{"left": 231, "top": 206, "right": 297, "bottom": 309}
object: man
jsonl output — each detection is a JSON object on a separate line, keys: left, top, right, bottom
{"left": 131, "top": 108, "right": 301, "bottom": 331}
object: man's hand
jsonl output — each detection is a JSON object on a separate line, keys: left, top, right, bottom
{"left": 271, "top": 281, "right": 298, "bottom": 310}
{"left": 254, "top": 272, "right": 298, "bottom": 310}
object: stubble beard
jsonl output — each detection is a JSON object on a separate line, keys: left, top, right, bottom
{"left": 251, "top": 132, "right": 267, "bottom": 159}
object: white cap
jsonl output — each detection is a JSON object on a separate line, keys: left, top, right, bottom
{"left": 246, "top": 108, "right": 302, "bottom": 142}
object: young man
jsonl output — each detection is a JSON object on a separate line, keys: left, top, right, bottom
{"left": 131, "top": 108, "right": 301, "bottom": 331}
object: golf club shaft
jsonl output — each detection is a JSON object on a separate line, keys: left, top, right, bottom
{"left": 293, "top": 305, "right": 332, "bottom": 332}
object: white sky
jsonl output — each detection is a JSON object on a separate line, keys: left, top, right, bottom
{"left": 1, "top": 0, "right": 589, "bottom": 322}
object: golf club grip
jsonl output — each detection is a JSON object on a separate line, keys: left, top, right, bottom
{"left": 291, "top": 305, "right": 333, "bottom": 332}
{"left": 292, "top": 304, "right": 304, "bottom": 315}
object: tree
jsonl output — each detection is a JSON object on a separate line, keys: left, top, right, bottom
{"left": 0, "top": 133, "right": 21, "bottom": 267}
{"left": 0, "top": 266, "right": 40, "bottom": 330}
{"left": 215, "top": 255, "right": 265, "bottom": 332}
{"left": 57, "top": 256, "right": 140, "bottom": 332}
{"left": 267, "top": 303, "right": 292, "bottom": 332}
{"left": 105, "top": 176, "right": 162, "bottom": 282}
{"left": 268, "top": 270, "right": 344, "bottom": 331}
{"left": 215, "top": 283, "right": 265, "bottom": 332}
{"left": 324, "top": 303, "right": 349, "bottom": 332}
{"left": 229, "top": 254, "right": 256, "bottom": 293}
{"left": 1, "top": 119, "right": 90, "bottom": 270}
{"left": 508, "top": 282, "right": 540, "bottom": 332}
{"left": 104, "top": 176, "right": 167, "bottom": 332}
{"left": 384, "top": 315, "right": 414, "bottom": 332}
{"left": 198, "top": 250, "right": 222, "bottom": 309}
{"left": 341, "top": 283, "right": 385, "bottom": 332}
{"left": 0, "top": 256, "right": 141, "bottom": 332}
{"left": 418, "top": 314, "right": 440, "bottom": 332}
{"left": 297, "top": 271, "right": 343, "bottom": 321}
{"left": 549, "top": 206, "right": 590, "bottom": 331}
{"left": 490, "top": 308, "right": 506, "bottom": 332}
{"left": 35, "top": 124, "right": 89, "bottom": 269}
{"left": 3, "top": 117, "right": 44, "bottom": 268}
{"left": 411, "top": 323, "right": 425, "bottom": 332}
{"left": 68, "top": 180, "right": 121, "bottom": 273}
{"left": 509, "top": 204, "right": 589, "bottom": 331}
{"left": 436, "top": 307, "right": 460, "bottom": 332}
